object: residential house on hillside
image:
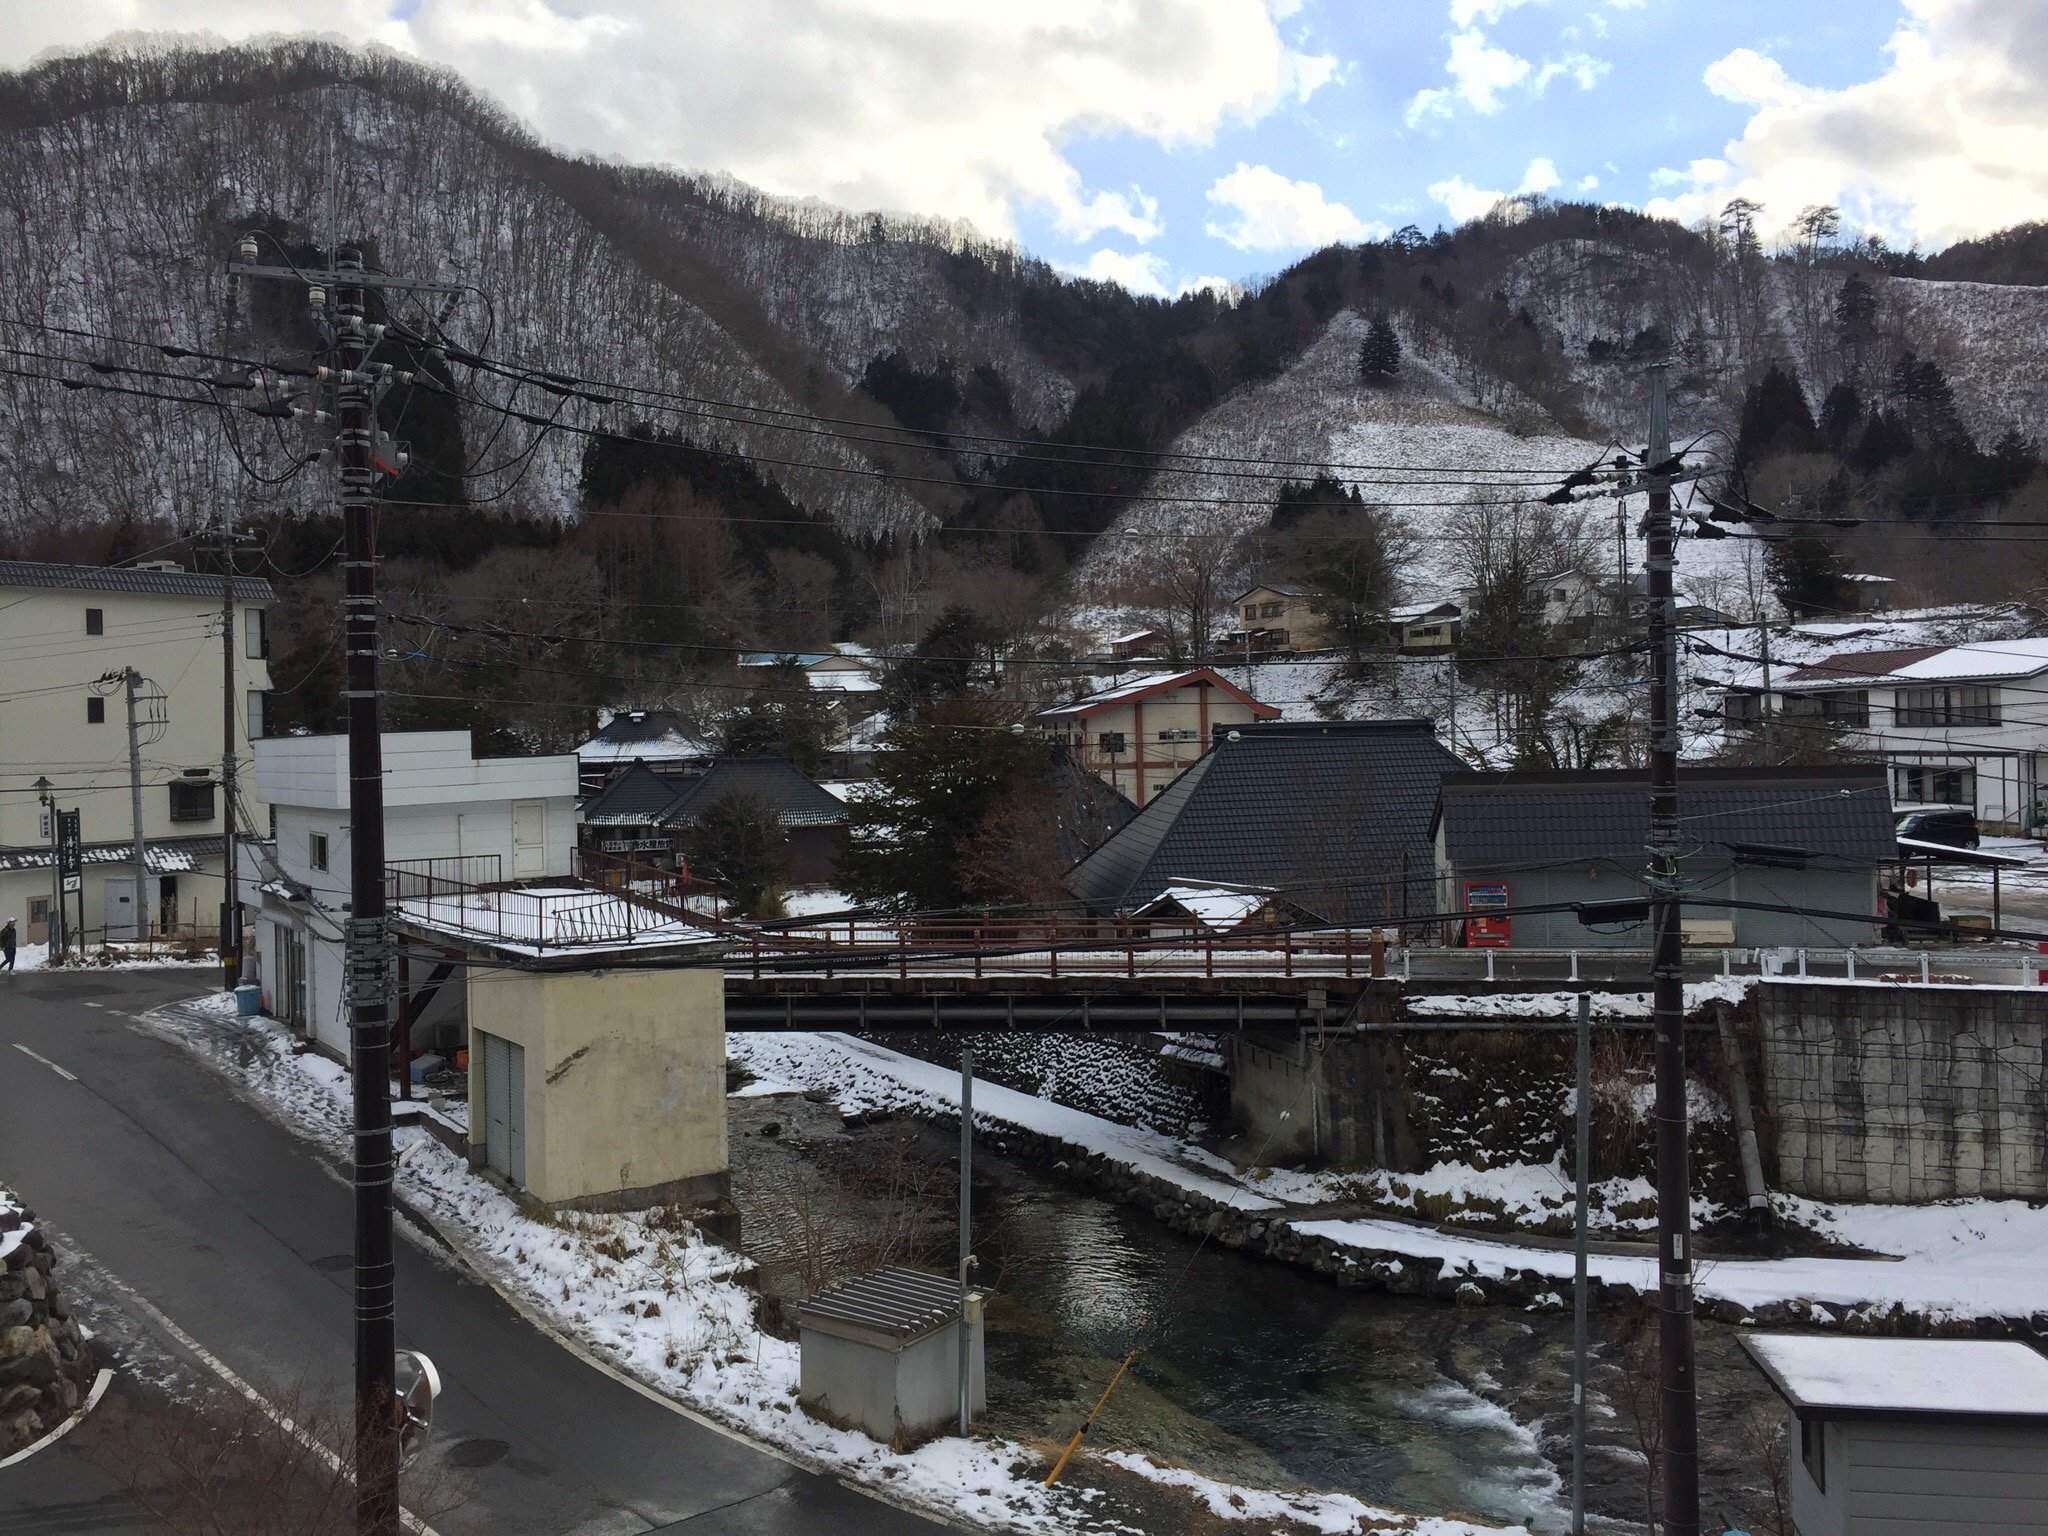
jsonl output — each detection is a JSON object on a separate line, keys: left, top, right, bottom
{"left": 1031, "top": 668, "right": 1278, "bottom": 807}
{"left": 1390, "top": 599, "right": 1463, "bottom": 654}
{"left": 738, "top": 645, "right": 883, "bottom": 697}
{"left": 0, "top": 559, "right": 274, "bottom": 945}
{"left": 1720, "top": 638, "right": 2048, "bottom": 830}
{"left": 253, "top": 731, "right": 579, "bottom": 1057}
{"left": 1433, "top": 765, "right": 1895, "bottom": 950}
{"left": 574, "top": 709, "right": 711, "bottom": 792}
{"left": 1226, "top": 582, "right": 1332, "bottom": 654}
{"left": 578, "top": 755, "right": 850, "bottom": 886}
{"left": 1101, "top": 627, "right": 1167, "bottom": 663}
{"left": 1066, "top": 720, "right": 1468, "bottom": 924}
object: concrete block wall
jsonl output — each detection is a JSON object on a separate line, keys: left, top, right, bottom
{"left": 1756, "top": 980, "right": 2048, "bottom": 1202}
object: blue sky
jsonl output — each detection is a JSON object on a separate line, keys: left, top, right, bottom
{"left": 1022, "top": 1, "right": 1912, "bottom": 292}
{"left": 8, "top": 1, "right": 2045, "bottom": 294}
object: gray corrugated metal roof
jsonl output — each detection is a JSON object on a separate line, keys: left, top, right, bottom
{"left": 1066, "top": 720, "right": 1468, "bottom": 924}
{"left": 795, "top": 1266, "right": 960, "bottom": 1338}
{"left": 0, "top": 832, "right": 225, "bottom": 874}
{"left": 1436, "top": 766, "right": 1895, "bottom": 867}
{"left": 0, "top": 560, "right": 275, "bottom": 602}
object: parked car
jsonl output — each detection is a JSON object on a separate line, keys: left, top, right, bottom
{"left": 1896, "top": 806, "right": 1980, "bottom": 849}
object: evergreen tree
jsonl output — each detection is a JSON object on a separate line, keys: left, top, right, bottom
{"left": 1766, "top": 532, "right": 1852, "bottom": 619}
{"left": 1817, "top": 382, "right": 1864, "bottom": 450}
{"left": 886, "top": 604, "right": 998, "bottom": 713}
{"left": 717, "top": 668, "right": 834, "bottom": 777}
{"left": 836, "top": 701, "right": 1042, "bottom": 911}
{"left": 1357, "top": 315, "right": 1403, "bottom": 382}
{"left": 1280, "top": 503, "right": 1404, "bottom": 662}
{"left": 1735, "top": 363, "right": 1817, "bottom": 467}
{"left": 1833, "top": 271, "right": 1878, "bottom": 364}
{"left": 680, "top": 791, "right": 788, "bottom": 917}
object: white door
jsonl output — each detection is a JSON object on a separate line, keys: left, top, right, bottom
{"left": 511, "top": 800, "right": 547, "bottom": 880}
{"left": 103, "top": 879, "right": 144, "bottom": 942}
{"left": 480, "top": 1033, "right": 527, "bottom": 1188}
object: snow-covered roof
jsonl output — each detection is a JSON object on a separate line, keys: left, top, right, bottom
{"left": 1134, "top": 880, "right": 1279, "bottom": 931}
{"left": 1032, "top": 667, "right": 1276, "bottom": 721}
{"left": 577, "top": 710, "right": 711, "bottom": 762}
{"left": 393, "top": 885, "right": 723, "bottom": 960}
{"left": 1786, "top": 637, "right": 2048, "bottom": 688}
{"left": 1106, "top": 628, "right": 1163, "bottom": 645}
{"left": 1742, "top": 1334, "right": 2048, "bottom": 1420}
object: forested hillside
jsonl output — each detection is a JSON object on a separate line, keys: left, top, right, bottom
{"left": 3, "top": 40, "right": 2045, "bottom": 755}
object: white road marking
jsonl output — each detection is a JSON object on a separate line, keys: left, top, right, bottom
{"left": 57, "top": 1239, "right": 442, "bottom": 1536}
{"left": 0, "top": 1367, "right": 113, "bottom": 1468}
{"left": 12, "top": 1043, "right": 78, "bottom": 1082}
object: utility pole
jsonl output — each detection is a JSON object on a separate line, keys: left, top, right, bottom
{"left": 958, "top": 1044, "right": 974, "bottom": 1436}
{"left": 337, "top": 243, "right": 399, "bottom": 1536}
{"left": 1642, "top": 361, "right": 1700, "bottom": 1536}
{"left": 230, "top": 233, "right": 453, "bottom": 1536}
{"left": 124, "top": 669, "right": 150, "bottom": 945}
{"left": 220, "top": 509, "right": 242, "bottom": 991}
{"left": 1757, "top": 615, "right": 1774, "bottom": 761}
{"left": 1570, "top": 990, "right": 1591, "bottom": 1536}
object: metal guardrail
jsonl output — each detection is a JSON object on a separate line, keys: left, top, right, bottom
{"left": 385, "top": 863, "right": 709, "bottom": 950}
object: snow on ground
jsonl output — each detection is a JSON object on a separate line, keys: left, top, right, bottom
{"left": 737, "top": 1031, "right": 2048, "bottom": 1327}
{"left": 1404, "top": 979, "right": 1755, "bottom": 1020}
{"left": 143, "top": 995, "right": 1512, "bottom": 1535}
{"left": 2, "top": 941, "right": 220, "bottom": 973}
{"left": 777, "top": 888, "right": 859, "bottom": 918}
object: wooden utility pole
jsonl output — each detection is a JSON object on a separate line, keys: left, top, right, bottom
{"left": 1642, "top": 361, "right": 1701, "bottom": 1536}
{"left": 220, "top": 510, "right": 242, "bottom": 990}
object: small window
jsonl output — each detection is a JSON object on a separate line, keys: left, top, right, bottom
{"left": 168, "top": 779, "right": 216, "bottom": 823}
{"left": 29, "top": 898, "right": 49, "bottom": 927}
{"left": 87, "top": 696, "right": 105, "bottom": 725}
{"left": 1260, "top": 601, "right": 1284, "bottom": 618}
{"left": 1242, "top": 604, "right": 1257, "bottom": 620}
{"left": 244, "top": 608, "right": 266, "bottom": 660}
{"left": 85, "top": 607, "right": 103, "bottom": 636}
{"left": 310, "top": 832, "right": 329, "bottom": 872}
{"left": 1098, "top": 730, "right": 1127, "bottom": 756}
{"left": 1800, "top": 1418, "right": 1826, "bottom": 1492}
{"left": 246, "top": 689, "right": 269, "bottom": 741}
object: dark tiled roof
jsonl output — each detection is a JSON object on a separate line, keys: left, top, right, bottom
{"left": 660, "top": 757, "right": 848, "bottom": 829}
{"left": 1066, "top": 720, "right": 1468, "bottom": 923}
{"left": 0, "top": 560, "right": 274, "bottom": 602}
{"left": 1436, "top": 766, "right": 1896, "bottom": 867}
{"left": 1780, "top": 645, "right": 1946, "bottom": 686}
{"left": 584, "top": 710, "right": 702, "bottom": 747}
{"left": 579, "top": 761, "right": 691, "bottom": 824}
{"left": 0, "top": 833, "right": 225, "bottom": 874}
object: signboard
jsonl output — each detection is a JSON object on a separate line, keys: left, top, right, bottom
{"left": 57, "top": 809, "right": 82, "bottom": 893}
{"left": 1462, "top": 880, "right": 1511, "bottom": 948}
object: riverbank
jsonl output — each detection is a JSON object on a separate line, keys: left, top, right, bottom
{"left": 732, "top": 1031, "right": 2048, "bottom": 1333}
{"left": 141, "top": 992, "right": 1530, "bottom": 1536}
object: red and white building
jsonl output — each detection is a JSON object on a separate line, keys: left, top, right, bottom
{"left": 1030, "top": 668, "right": 1277, "bottom": 807}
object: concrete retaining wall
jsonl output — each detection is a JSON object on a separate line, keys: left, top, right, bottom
{"left": 1755, "top": 980, "right": 2048, "bottom": 1202}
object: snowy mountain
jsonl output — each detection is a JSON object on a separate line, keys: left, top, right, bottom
{"left": 2, "top": 39, "right": 2043, "bottom": 601}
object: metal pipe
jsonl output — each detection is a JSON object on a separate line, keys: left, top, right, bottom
{"left": 958, "top": 1045, "right": 973, "bottom": 1437}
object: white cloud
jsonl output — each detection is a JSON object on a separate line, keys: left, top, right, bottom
{"left": 1062, "top": 249, "right": 1172, "bottom": 297}
{"left": 1407, "top": 3, "right": 1608, "bottom": 126}
{"left": 1203, "top": 161, "right": 1378, "bottom": 251}
{"left": 1428, "top": 156, "right": 1570, "bottom": 224}
{"left": 2, "top": 1, "right": 1335, "bottom": 244}
{"left": 1646, "top": 0, "right": 2048, "bottom": 247}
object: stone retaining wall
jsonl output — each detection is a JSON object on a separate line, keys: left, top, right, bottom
{"left": 1754, "top": 980, "right": 2048, "bottom": 1202}
{"left": 0, "top": 1196, "right": 94, "bottom": 1456}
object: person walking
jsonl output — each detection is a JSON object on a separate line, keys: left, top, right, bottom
{"left": 1, "top": 918, "right": 16, "bottom": 971}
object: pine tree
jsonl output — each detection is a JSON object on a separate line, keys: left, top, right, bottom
{"left": 680, "top": 791, "right": 788, "bottom": 917}
{"left": 1357, "top": 316, "right": 1402, "bottom": 382}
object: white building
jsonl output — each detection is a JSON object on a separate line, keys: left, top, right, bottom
{"left": 0, "top": 560, "right": 274, "bottom": 946}
{"left": 253, "top": 731, "right": 578, "bottom": 1057}
{"left": 1726, "top": 638, "right": 2048, "bottom": 830}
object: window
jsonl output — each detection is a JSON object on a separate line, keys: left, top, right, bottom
{"left": 1818, "top": 690, "right": 1870, "bottom": 728}
{"left": 309, "top": 832, "right": 329, "bottom": 872}
{"left": 1903, "top": 765, "right": 1974, "bottom": 806}
{"left": 1259, "top": 601, "right": 1284, "bottom": 619}
{"left": 1800, "top": 1418, "right": 1826, "bottom": 1492}
{"left": 246, "top": 689, "right": 269, "bottom": 741}
{"left": 86, "top": 696, "right": 105, "bottom": 725}
{"left": 1895, "top": 685, "right": 2000, "bottom": 727}
{"left": 169, "top": 779, "right": 215, "bottom": 823}
{"left": 1157, "top": 728, "right": 1198, "bottom": 742}
{"left": 1242, "top": 604, "right": 1258, "bottom": 620}
{"left": 85, "top": 607, "right": 103, "bottom": 636}
{"left": 1097, "top": 731, "right": 1127, "bottom": 756}
{"left": 244, "top": 608, "right": 266, "bottom": 660}
{"left": 29, "top": 898, "right": 49, "bottom": 929}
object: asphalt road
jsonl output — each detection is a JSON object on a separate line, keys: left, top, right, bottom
{"left": 0, "top": 968, "right": 953, "bottom": 1535}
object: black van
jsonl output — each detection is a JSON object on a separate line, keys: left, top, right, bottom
{"left": 1896, "top": 807, "right": 1980, "bottom": 849}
